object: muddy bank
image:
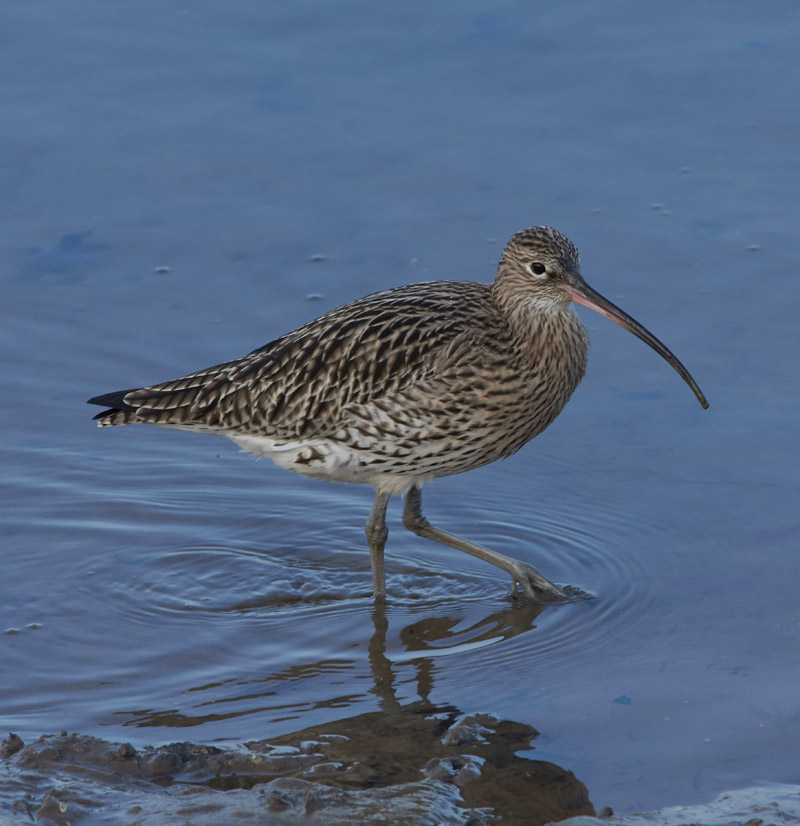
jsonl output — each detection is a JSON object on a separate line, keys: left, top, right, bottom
{"left": 0, "top": 705, "right": 593, "bottom": 825}
{"left": 5, "top": 723, "right": 798, "bottom": 826}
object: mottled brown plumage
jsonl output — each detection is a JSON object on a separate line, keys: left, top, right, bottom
{"left": 89, "top": 226, "right": 707, "bottom": 601}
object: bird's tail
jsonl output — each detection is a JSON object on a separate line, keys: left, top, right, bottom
{"left": 87, "top": 388, "right": 143, "bottom": 426}
{"left": 87, "top": 355, "right": 242, "bottom": 428}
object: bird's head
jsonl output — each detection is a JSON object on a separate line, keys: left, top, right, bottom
{"left": 498, "top": 226, "right": 582, "bottom": 310}
{"left": 496, "top": 226, "right": 709, "bottom": 409}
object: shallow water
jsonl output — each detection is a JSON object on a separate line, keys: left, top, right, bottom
{"left": 2, "top": 0, "right": 800, "bottom": 819}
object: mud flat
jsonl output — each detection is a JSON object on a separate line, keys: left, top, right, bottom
{"left": 0, "top": 704, "right": 593, "bottom": 825}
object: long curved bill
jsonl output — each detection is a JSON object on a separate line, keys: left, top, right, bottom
{"left": 563, "top": 273, "right": 709, "bottom": 409}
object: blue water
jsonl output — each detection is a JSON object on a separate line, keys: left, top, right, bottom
{"left": 2, "top": 0, "right": 799, "bottom": 815}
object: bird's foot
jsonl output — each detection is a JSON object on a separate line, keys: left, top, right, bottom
{"left": 559, "top": 583, "right": 594, "bottom": 601}
{"left": 508, "top": 562, "right": 592, "bottom": 604}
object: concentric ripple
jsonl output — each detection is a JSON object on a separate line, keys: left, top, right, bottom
{"left": 33, "top": 456, "right": 677, "bottom": 745}
{"left": 410, "top": 476, "right": 663, "bottom": 680}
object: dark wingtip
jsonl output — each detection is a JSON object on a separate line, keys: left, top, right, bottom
{"left": 87, "top": 388, "right": 140, "bottom": 410}
{"left": 88, "top": 388, "right": 143, "bottom": 421}
{"left": 91, "top": 408, "right": 118, "bottom": 421}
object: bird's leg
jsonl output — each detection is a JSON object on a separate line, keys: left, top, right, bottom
{"left": 365, "top": 490, "right": 391, "bottom": 599}
{"left": 402, "top": 486, "right": 570, "bottom": 603}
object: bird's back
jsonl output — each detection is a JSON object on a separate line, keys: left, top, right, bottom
{"left": 93, "top": 281, "right": 490, "bottom": 432}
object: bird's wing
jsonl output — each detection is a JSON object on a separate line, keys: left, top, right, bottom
{"left": 92, "top": 281, "right": 501, "bottom": 438}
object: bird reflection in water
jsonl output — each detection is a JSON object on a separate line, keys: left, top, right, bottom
{"left": 116, "top": 600, "right": 597, "bottom": 825}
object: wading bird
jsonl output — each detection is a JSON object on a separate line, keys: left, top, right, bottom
{"left": 89, "top": 227, "right": 708, "bottom": 601}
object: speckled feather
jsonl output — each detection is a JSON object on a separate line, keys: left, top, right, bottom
{"left": 91, "top": 228, "right": 590, "bottom": 494}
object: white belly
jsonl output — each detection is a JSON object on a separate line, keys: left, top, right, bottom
{"left": 227, "top": 433, "right": 433, "bottom": 494}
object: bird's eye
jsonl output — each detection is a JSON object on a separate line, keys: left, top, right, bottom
{"left": 529, "top": 262, "right": 547, "bottom": 277}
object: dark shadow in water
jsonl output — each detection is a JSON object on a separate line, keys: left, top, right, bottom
{"left": 0, "top": 602, "right": 594, "bottom": 824}
{"left": 19, "top": 230, "right": 110, "bottom": 282}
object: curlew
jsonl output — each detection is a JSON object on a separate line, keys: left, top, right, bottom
{"left": 89, "top": 227, "right": 708, "bottom": 602}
